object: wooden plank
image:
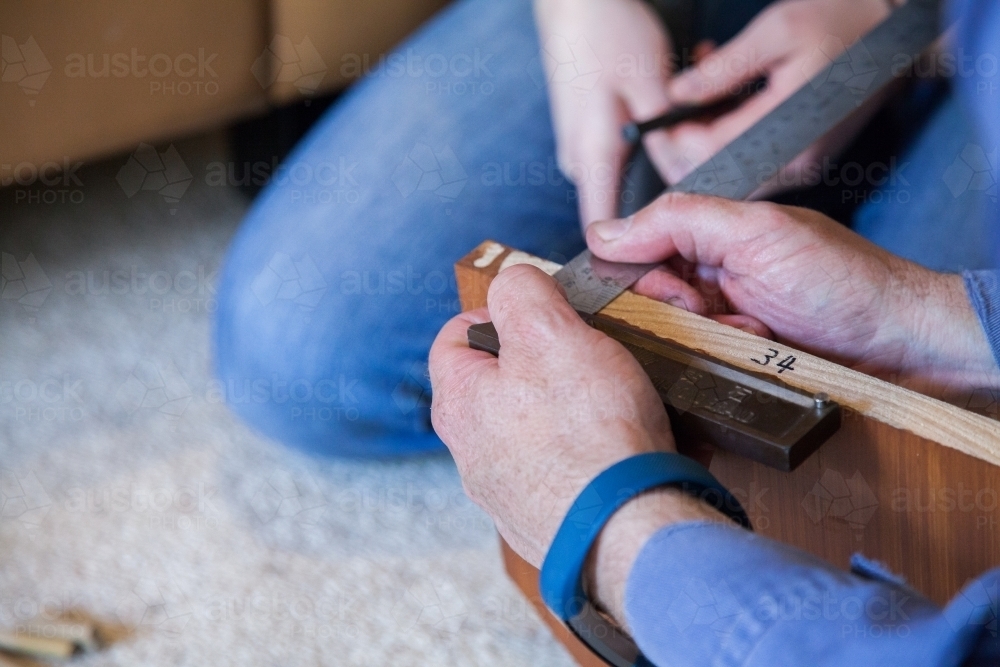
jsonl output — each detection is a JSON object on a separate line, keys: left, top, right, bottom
{"left": 455, "top": 240, "right": 1000, "bottom": 616}
{"left": 457, "top": 241, "right": 1000, "bottom": 465}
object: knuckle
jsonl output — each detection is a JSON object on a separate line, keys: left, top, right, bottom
{"left": 504, "top": 309, "right": 566, "bottom": 346}
{"left": 749, "top": 201, "right": 805, "bottom": 238}
{"left": 650, "top": 190, "right": 695, "bottom": 220}
{"left": 752, "top": 200, "right": 792, "bottom": 225}
{"left": 490, "top": 263, "right": 544, "bottom": 299}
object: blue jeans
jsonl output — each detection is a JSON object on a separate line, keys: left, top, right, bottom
{"left": 214, "top": 0, "right": 997, "bottom": 457}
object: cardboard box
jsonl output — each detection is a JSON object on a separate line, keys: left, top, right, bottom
{"left": 1, "top": 0, "right": 269, "bottom": 169}
{"left": 1, "top": 0, "right": 449, "bottom": 170}
{"left": 262, "top": 0, "right": 450, "bottom": 104}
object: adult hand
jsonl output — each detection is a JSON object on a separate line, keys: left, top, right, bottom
{"left": 429, "top": 264, "right": 723, "bottom": 624}
{"left": 588, "top": 192, "right": 1000, "bottom": 391}
{"left": 534, "top": 0, "right": 674, "bottom": 227}
{"left": 646, "top": 0, "right": 893, "bottom": 193}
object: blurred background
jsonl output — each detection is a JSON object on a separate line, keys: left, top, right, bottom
{"left": 0, "top": 1, "right": 572, "bottom": 664}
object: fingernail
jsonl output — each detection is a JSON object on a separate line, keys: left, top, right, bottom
{"left": 592, "top": 217, "right": 632, "bottom": 241}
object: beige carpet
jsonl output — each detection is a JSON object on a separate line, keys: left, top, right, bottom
{"left": 0, "top": 132, "right": 573, "bottom": 666}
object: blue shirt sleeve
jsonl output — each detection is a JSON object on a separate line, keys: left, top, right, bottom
{"left": 947, "top": 0, "right": 999, "bottom": 262}
{"left": 948, "top": 0, "right": 1000, "bottom": 171}
{"left": 964, "top": 271, "right": 1000, "bottom": 367}
{"left": 622, "top": 1, "right": 1000, "bottom": 664}
{"left": 624, "top": 521, "right": 1000, "bottom": 667}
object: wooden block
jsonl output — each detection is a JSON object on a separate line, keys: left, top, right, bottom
{"left": 0, "top": 630, "right": 76, "bottom": 660}
{"left": 455, "top": 240, "right": 1000, "bottom": 624}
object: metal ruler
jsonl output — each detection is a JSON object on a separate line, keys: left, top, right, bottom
{"left": 556, "top": 0, "right": 945, "bottom": 315}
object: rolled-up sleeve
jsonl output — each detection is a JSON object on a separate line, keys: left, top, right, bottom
{"left": 624, "top": 522, "right": 1000, "bottom": 666}
{"left": 964, "top": 271, "right": 1000, "bottom": 368}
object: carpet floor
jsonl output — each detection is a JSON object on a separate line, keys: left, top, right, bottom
{"left": 0, "top": 132, "right": 572, "bottom": 666}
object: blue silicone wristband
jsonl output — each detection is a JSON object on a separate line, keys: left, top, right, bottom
{"left": 539, "top": 452, "right": 751, "bottom": 623}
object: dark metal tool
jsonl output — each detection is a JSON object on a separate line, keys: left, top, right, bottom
{"left": 553, "top": 251, "right": 660, "bottom": 316}
{"left": 621, "top": 77, "right": 767, "bottom": 144}
{"left": 468, "top": 318, "right": 840, "bottom": 472}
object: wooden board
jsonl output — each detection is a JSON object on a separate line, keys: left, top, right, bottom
{"left": 455, "top": 241, "right": 1000, "bottom": 642}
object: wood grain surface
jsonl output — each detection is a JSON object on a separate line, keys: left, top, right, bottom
{"left": 455, "top": 240, "right": 1000, "bottom": 641}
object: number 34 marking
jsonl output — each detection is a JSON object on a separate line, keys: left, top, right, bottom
{"left": 751, "top": 348, "right": 797, "bottom": 374}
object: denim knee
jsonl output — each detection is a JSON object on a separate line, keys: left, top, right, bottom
{"left": 213, "top": 250, "right": 444, "bottom": 458}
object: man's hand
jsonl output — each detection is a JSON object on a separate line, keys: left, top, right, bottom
{"left": 647, "top": 0, "right": 892, "bottom": 193}
{"left": 534, "top": 0, "right": 675, "bottom": 227}
{"left": 431, "top": 265, "right": 733, "bottom": 626}
{"left": 430, "top": 264, "right": 678, "bottom": 565}
{"left": 589, "top": 192, "right": 1000, "bottom": 391}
